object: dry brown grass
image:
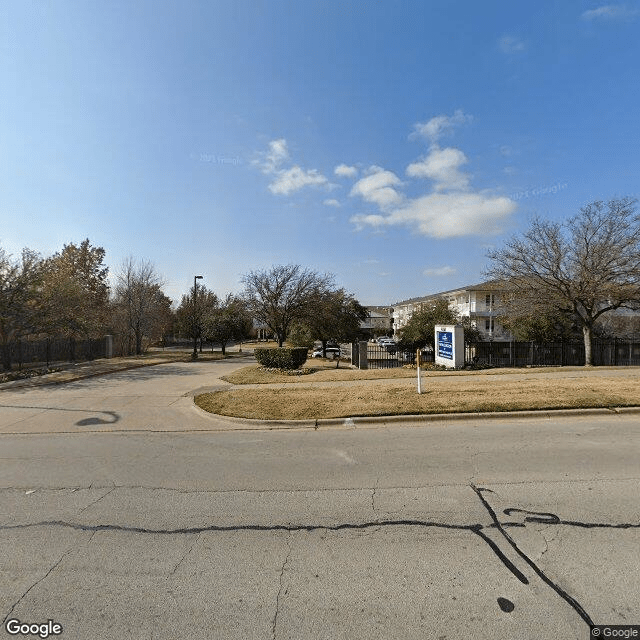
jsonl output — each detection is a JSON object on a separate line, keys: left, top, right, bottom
{"left": 220, "top": 363, "right": 606, "bottom": 385}
{"left": 196, "top": 369, "right": 640, "bottom": 420}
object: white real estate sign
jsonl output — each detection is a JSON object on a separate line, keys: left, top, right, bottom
{"left": 435, "top": 325, "right": 464, "bottom": 368}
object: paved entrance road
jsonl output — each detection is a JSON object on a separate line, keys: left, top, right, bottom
{"left": 0, "top": 359, "right": 639, "bottom": 639}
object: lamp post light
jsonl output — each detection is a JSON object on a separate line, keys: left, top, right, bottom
{"left": 193, "top": 275, "right": 203, "bottom": 358}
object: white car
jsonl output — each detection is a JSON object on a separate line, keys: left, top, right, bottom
{"left": 311, "top": 347, "right": 341, "bottom": 359}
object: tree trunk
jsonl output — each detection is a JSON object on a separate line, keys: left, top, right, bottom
{"left": 1, "top": 342, "right": 11, "bottom": 372}
{"left": 221, "top": 342, "right": 226, "bottom": 355}
{"left": 583, "top": 324, "right": 593, "bottom": 366}
{"left": 135, "top": 328, "right": 143, "bottom": 355}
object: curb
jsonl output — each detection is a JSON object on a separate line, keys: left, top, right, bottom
{"left": 192, "top": 403, "right": 640, "bottom": 431}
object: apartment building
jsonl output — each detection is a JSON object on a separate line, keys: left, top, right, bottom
{"left": 361, "top": 306, "right": 394, "bottom": 337}
{"left": 391, "top": 281, "right": 512, "bottom": 340}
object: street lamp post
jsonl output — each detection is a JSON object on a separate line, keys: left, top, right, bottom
{"left": 193, "top": 275, "right": 203, "bottom": 358}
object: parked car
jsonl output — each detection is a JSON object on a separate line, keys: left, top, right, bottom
{"left": 311, "top": 347, "right": 341, "bottom": 359}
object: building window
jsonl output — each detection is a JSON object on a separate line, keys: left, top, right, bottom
{"left": 485, "top": 318, "right": 494, "bottom": 332}
{"left": 485, "top": 294, "right": 495, "bottom": 307}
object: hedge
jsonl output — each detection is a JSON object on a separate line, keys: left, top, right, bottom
{"left": 254, "top": 347, "right": 308, "bottom": 370}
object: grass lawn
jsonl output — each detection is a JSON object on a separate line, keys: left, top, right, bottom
{"left": 196, "top": 364, "right": 640, "bottom": 420}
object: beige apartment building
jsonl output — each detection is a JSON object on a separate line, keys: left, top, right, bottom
{"left": 391, "top": 281, "right": 512, "bottom": 340}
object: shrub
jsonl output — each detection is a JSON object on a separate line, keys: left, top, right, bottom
{"left": 254, "top": 347, "right": 308, "bottom": 370}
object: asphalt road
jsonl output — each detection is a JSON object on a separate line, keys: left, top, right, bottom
{"left": 0, "top": 359, "right": 639, "bottom": 639}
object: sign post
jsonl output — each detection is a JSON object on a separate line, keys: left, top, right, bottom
{"left": 416, "top": 348, "right": 422, "bottom": 394}
{"left": 435, "top": 325, "right": 464, "bottom": 369}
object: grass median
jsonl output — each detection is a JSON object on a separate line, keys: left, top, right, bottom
{"left": 195, "top": 364, "right": 640, "bottom": 420}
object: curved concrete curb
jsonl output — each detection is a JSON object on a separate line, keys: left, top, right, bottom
{"left": 191, "top": 402, "right": 640, "bottom": 431}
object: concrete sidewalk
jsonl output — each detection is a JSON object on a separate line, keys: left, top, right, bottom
{"left": 0, "top": 352, "right": 197, "bottom": 391}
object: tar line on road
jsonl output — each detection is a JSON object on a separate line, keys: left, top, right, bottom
{"left": 3, "top": 483, "right": 639, "bottom": 627}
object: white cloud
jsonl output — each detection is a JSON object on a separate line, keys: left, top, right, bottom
{"left": 255, "top": 138, "right": 329, "bottom": 196}
{"left": 334, "top": 164, "right": 358, "bottom": 178}
{"left": 350, "top": 115, "right": 517, "bottom": 238}
{"left": 499, "top": 35, "right": 525, "bottom": 54}
{"left": 350, "top": 166, "right": 403, "bottom": 210}
{"left": 410, "top": 110, "right": 472, "bottom": 144}
{"left": 323, "top": 198, "right": 340, "bottom": 207}
{"left": 260, "top": 138, "right": 289, "bottom": 173}
{"left": 351, "top": 192, "right": 516, "bottom": 239}
{"left": 406, "top": 146, "right": 470, "bottom": 191}
{"left": 582, "top": 4, "right": 639, "bottom": 19}
{"left": 423, "top": 266, "right": 457, "bottom": 277}
{"left": 268, "top": 166, "right": 328, "bottom": 195}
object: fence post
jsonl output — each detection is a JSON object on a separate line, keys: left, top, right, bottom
{"left": 530, "top": 341, "right": 534, "bottom": 366}
{"left": 358, "top": 341, "right": 369, "bottom": 370}
{"left": 105, "top": 335, "right": 113, "bottom": 359}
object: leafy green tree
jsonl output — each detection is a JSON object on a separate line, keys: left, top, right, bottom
{"left": 396, "top": 298, "right": 458, "bottom": 350}
{"left": 0, "top": 247, "right": 42, "bottom": 370}
{"left": 39, "top": 239, "right": 110, "bottom": 338}
{"left": 304, "top": 288, "right": 367, "bottom": 357}
{"left": 498, "top": 305, "right": 577, "bottom": 343}
{"left": 203, "top": 294, "right": 253, "bottom": 355}
{"left": 176, "top": 284, "right": 219, "bottom": 352}
{"left": 287, "top": 323, "right": 315, "bottom": 349}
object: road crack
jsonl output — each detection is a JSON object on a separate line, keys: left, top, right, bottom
{"left": 169, "top": 533, "right": 199, "bottom": 577}
{"left": 272, "top": 534, "right": 292, "bottom": 640}
{"left": 77, "top": 486, "right": 116, "bottom": 515}
{"left": 1, "top": 531, "right": 93, "bottom": 626}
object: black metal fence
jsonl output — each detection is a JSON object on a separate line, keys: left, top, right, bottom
{"left": 466, "top": 340, "right": 640, "bottom": 367}
{"left": 354, "top": 343, "right": 435, "bottom": 369}
{"left": 1, "top": 336, "right": 110, "bottom": 371}
{"left": 354, "top": 340, "right": 640, "bottom": 369}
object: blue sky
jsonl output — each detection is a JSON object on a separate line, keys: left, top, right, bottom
{"left": 1, "top": 1, "right": 639, "bottom": 305}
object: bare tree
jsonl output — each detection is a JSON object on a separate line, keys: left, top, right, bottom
{"left": 242, "top": 264, "right": 334, "bottom": 347}
{"left": 176, "top": 284, "right": 219, "bottom": 354}
{"left": 487, "top": 198, "right": 640, "bottom": 365}
{"left": 114, "top": 258, "right": 169, "bottom": 355}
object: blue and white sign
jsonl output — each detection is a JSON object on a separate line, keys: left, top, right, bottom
{"left": 434, "top": 325, "right": 464, "bottom": 368}
{"left": 437, "top": 331, "right": 453, "bottom": 360}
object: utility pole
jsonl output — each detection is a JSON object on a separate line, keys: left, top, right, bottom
{"left": 192, "top": 275, "right": 203, "bottom": 358}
